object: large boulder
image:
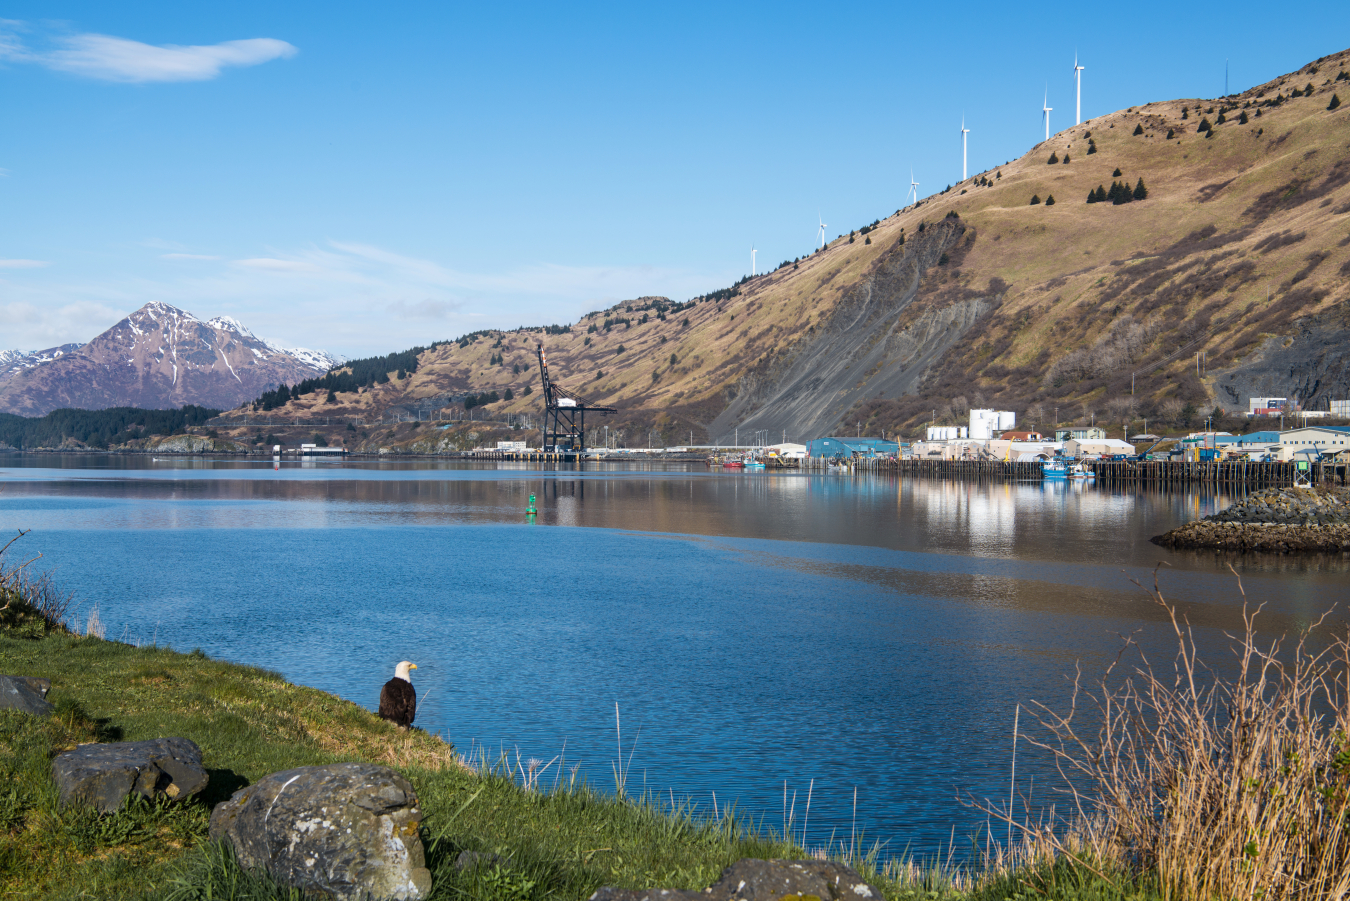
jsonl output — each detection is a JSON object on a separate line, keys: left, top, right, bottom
{"left": 0, "top": 675, "right": 53, "bottom": 716}
{"left": 590, "top": 858, "right": 885, "bottom": 901}
{"left": 209, "top": 762, "right": 431, "bottom": 901}
{"left": 52, "top": 737, "right": 208, "bottom": 812}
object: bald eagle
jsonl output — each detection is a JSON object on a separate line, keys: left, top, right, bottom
{"left": 378, "top": 661, "right": 417, "bottom": 728}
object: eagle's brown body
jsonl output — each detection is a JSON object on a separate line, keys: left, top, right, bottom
{"left": 378, "top": 677, "right": 416, "bottom": 727}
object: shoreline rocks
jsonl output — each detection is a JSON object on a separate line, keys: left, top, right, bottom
{"left": 591, "top": 858, "right": 885, "bottom": 901}
{"left": 209, "top": 762, "right": 430, "bottom": 901}
{"left": 52, "top": 737, "right": 209, "bottom": 812}
{"left": 1152, "top": 486, "right": 1350, "bottom": 553}
{"left": 0, "top": 675, "right": 53, "bottom": 716}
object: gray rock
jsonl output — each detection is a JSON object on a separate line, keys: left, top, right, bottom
{"left": 209, "top": 762, "right": 430, "bottom": 901}
{"left": 590, "top": 858, "right": 885, "bottom": 901}
{"left": 0, "top": 675, "right": 54, "bottom": 716}
{"left": 52, "top": 737, "right": 208, "bottom": 812}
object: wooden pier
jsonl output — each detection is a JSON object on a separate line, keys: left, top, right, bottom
{"left": 1092, "top": 459, "right": 1347, "bottom": 487}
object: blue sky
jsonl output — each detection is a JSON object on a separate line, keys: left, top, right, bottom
{"left": 1, "top": 3, "right": 1345, "bottom": 358}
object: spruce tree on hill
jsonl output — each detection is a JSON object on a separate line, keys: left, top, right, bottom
{"left": 1045, "top": 194, "right": 1056, "bottom": 206}
{"left": 1062, "top": 153, "right": 1071, "bottom": 163}
{"left": 1238, "top": 111, "right": 1249, "bottom": 124}
{"left": 1094, "top": 185, "right": 1108, "bottom": 202}
{"left": 1133, "top": 123, "right": 1144, "bottom": 135}
{"left": 1167, "top": 128, "right": 1176, "bottom": 138}
{"left": 504, "top": 388, "right": 514, "bottom": 400}
{"left": 1087, "top": 141, "right": 1097, "bottom": 154}
{"left": 1133, "top": 178, "right": 1148, "bottom": 200}
{"left": 1113, "top": 168, "right": 1122, "bottom": 177}
{"left": 1216, "top": 112, "right": 1227, "bottom": 124}
{"left": 1198, "top": 118, "right": 1212, "bottom": 133}
{"left": 1047, "top": 152, "right": 1059, "bottom": 164}
{"left": 1029, "top": 194, "right": 1042, "bottom": 205}
{"left": 1181, "top": 108, "right": 1189, "bottom": 119}
{"left": 1087, "top": 189, "right": 1098, "bottom": 204}
{"left": 1330, "top": 94, "right": 1342, "bottom": 110}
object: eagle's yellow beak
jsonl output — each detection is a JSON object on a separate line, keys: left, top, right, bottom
{"left": 410, "top": 664, "right": 418, "bottom": 669}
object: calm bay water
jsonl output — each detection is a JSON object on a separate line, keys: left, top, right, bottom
{"left": 1, "top": 454, "right": 1346, "bottom": 857}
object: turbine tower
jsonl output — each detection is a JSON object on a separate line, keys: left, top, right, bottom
{"left": 1073, "top": 53, "right": 1085, "bottom": 125}
{"left": 961, "top": 115, "right": 970, "bottom": 180}
{"left": 1042, "top": 88, "right": 1053, "bottom": 141}
{"left": 908, "top": 168, "right": 919, "bottom": 206}
{"left": 817, "top": 215, "right": 827, "bottom": 250}
{"left": 751, "top": 245, "right": 757, "bottom": 275}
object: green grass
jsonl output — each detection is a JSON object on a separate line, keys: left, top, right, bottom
{"left": 0, "top": 630, "right": 810, "bottom": 900}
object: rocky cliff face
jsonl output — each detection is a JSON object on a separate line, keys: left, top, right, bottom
{"left": 0, "top": 302, "right": 340, "bottom": 416}
{"left": 0, "top": 345, "right": 83, "bottom": 387}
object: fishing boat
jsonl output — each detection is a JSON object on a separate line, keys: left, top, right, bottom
{"left": 1042, "top": 460, "right": 1068, "bottom": 479}
{"left": 1068, "top": 462, "right": 1095, "bottom": 480}
{"left": 744, "top": 460, "right": 766, "bottom": 470}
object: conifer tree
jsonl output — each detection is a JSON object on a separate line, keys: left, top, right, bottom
{"left": 1029, "top": 194, "right": 1042, "bottom": 205}
{"left": 1181, "top": 108, "right": 1189, "bottom": 119}
{"left": 1047, "top": 152, "right": 1059, "bottom": 164}
{"left": 1113, "top": 168, "right": 1122, "bottom": 177}
{"left": 1198, "top": 117, "right": 1212, "bottom": 132}
{"left": 1045, "top": 195, "right": 1056, "bottom": 206}
{"left": 1087, "top": 141, "right": 1097, "bottom": 154}
{"left": 1133, "top": 123, "right": 1144, "bottom": 135}
{"left": 1167, "top": 128, "right": 1176, "bottom": 138}
{"left": 1062, "top": 153, "right": 1071, "bottom": 163}
{"left": 1216, "top": 111, "right": 1227, "bottom": 124}
{"left": 1133, "top": 178, "right": 1148, "bottom": 200}
{"left": 1330, "top": 94, "right": 1343, "bottom": 111}
{"left": 1238, "top": 111, "right": 1249, "bottom": 124}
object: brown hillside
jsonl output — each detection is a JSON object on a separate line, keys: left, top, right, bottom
{"left": 226, "top": 48, "right": 1350, "bottom": 448}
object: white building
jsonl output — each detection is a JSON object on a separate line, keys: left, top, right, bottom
{"left": 1332, "top": 400, "right": 1350, "bottom": 417}
{"left": 969, "top": 409, "right": 1016, "bottom": 440}
{"left": 1278, "top": 426, "right": 1350, "bottom": 453}
{"left": 1065, "top": 438, "right": 1136, "bottom": 458}
{"left": 926, "top": 426, "right": 967, "bottom": 441}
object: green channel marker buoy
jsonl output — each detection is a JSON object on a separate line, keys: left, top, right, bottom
{"left": 526, "top": 494, "right": 537, "bottom": 516}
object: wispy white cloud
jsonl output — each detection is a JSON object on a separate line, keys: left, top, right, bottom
{"left": 0, "top": 259, "right": 48, "bottom": 268}
{"left": 0, "top": 24, "right": 296, "bottom": 83}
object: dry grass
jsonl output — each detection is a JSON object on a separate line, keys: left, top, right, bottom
{"left": 981, "top": 570, "right": 1350, "bottom": 901}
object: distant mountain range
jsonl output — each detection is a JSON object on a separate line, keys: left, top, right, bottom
{"left": 0, "top": 302, "right": 342, "bottom": 417}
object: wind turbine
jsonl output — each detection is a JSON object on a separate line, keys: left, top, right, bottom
{"left": 908, "top": 168, "right": 919, "bottom": 206}
{"left": 1042, "top": 88, "right": 1053, "bottom": 141}
{"left": 817, "top": 215, "right": 827, "bottom": 250}
{"left": 961, "top": 115, "right": 970, "bottom": 180}
{"left": 751, "top": 245, "right": 757, "bottom": 275}
{"left": 1073, "top": 54, "right": 1085, "bottom": 125}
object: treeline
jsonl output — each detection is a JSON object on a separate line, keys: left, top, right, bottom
{"left": 0, "top": 406, "right": 220, "bottom": 450}
{"left": 252, "top": 344, "right": 444, "bottom": 411}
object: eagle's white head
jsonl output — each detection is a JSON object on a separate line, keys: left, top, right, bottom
{"left": 394, "top": 661, "right": 417, "bottom": 682}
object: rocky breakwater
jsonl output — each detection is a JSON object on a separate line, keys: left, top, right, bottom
{"left": 1152, "top": 487, "right": 1350, "bottom": 553}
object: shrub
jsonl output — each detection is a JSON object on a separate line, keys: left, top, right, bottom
{"left": 1331, "top": 94, "right": 1343, "bottom": 110}
{"left": 1087, "top": 141, "right": 1097, "bottom": 154}
{"left": 938, "top": 252, "right": 950, "bottom": 264}
{"left": 1198, "top": 117, "right": 1212, "bottom": 132}
{"left": 669, "top": 353, "right": 678, "bottom": 366}
{"left": 864, "top": 236, "right": 871, "bottom": 244}
{"left": 1133, "top": 177, "right": 1148, "bottom": 200}
{"left": 1113, "top": 167, "right": 1123, "bottom": 176}
{"left": 1133, "top": 123, "right": 1144, "bottom": 135}
{"left": 1216, "top": 111, "right": 1227, "bottom": 124}
{"left": 1047, "top": 152, "right": 1059, "bottom": 164}
{"left": 1045, "top": 194, "right": 1056, "bottom": 206}
{"left": 1029, "top": 194, "right": 1042, "bottom": 205}
{"left": 1238, "top": 111, "right": 1249, "bottom": 124}
{"left": 615, "top": 345, "right": 625, "bottom": 354}
{"left": 1181, "top": 108, "right": 1189, "bottom": 119}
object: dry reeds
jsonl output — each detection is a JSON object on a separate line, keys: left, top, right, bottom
{"left": 0, "top": 529, "right": 73, "bottom": 633}
{"left": 993, "top": 570, "right": 1350, "bottom": 901}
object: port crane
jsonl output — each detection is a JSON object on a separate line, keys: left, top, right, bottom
{"left": 535, "top": 342, "right": 615, "bottom": 453}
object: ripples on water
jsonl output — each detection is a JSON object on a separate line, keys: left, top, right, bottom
{"left": 1, "top": 454, "right": 1345, "bottom": 857}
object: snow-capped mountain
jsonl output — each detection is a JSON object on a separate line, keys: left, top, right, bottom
{"left": 0, "top": 302, "right": 343, "bottom": 416}
{"left": 0, "top": 344, "right": 84, "bottom": 387}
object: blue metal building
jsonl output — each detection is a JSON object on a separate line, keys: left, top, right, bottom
{"left": 806, "top": 437, "right": 900, "bottom": 457}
